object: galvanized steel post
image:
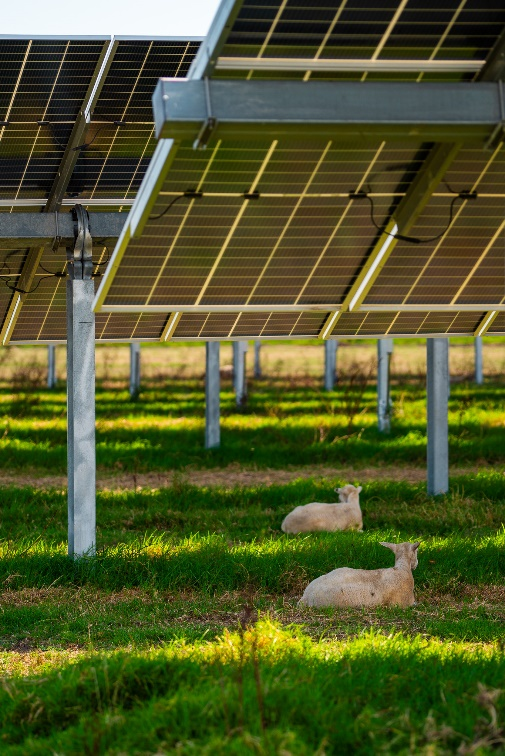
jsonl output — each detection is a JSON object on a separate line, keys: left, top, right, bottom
{"left": 129, "top": 342, "right": 141, "bottom": 398}
{"left": 324, "top": 339, "right": 338, "bottom": 391}
{"left": 233, "top": 340, "right": 248, "bottom": 406}
{"left": 377, "top": 338, "right": 393, "bottom": 432}
{"left": 66, "top": 206, "right": 96, "bottom": 557}
{"left": 47, "top": 344, "right": 56, "bottom": 388}
{"left": 426, "top": 338, "right": 449, "bottom": 496}
{"left": 254, "top": 341, "right": 261, "bottom": 379}
{"left": 475, "top": 336, "right": 483, "bottom": 385}
{"left": 205, "top": 341, "right": 220, "bottom": 448}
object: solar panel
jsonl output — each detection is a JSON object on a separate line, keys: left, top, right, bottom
{"left": 95, "top": 137, "right": 430, "bottom": 310}
{"left": 213, "top": 0, "right": 505, "bottom": 82}
{"left": 38, "top": 2, "right": 505, "bottom": 341}
{"left": 0, "top": 36, "right": 201, "bottom": 343}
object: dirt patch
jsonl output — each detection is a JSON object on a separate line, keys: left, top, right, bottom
{"left": 0, "top": 464, "right": 492, "bottom": 492}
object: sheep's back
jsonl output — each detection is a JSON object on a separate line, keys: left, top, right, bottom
{"left": 301, "top": 567, "right": 407, "bottom": 608}
{"left": 281, "top": 502, "right": 353, "bottom": 533}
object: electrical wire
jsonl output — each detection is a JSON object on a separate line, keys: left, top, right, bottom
{"left": 72, "top": 121, "right": 127, "bottom": 152}
{"left": 348, "top": 190, "right": 477, "bottom": 244}
{"left": 149, "top": 190, "right": 202, "bottom": 220}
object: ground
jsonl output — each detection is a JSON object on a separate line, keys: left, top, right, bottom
{"left": 0, "top": 338, "right": 505, "bottom": 754}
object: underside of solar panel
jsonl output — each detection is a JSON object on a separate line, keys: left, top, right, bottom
{"left": 2, "top": 0, "right": 505, "bottom": 343}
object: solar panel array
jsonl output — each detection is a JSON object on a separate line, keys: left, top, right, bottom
{"left": 5, "top": 1, "right": 505, "bottom": 343}
{"left": 0, "top": 36, "right": 200, "bottom": 343}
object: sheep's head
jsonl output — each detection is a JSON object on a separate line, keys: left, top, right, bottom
{"left": 335, "top": 484, "right": 362, "bottom": 502}
{"left": 380, "top": 541, "right": 420, "bottom": 570}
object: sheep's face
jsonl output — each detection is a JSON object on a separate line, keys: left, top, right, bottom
{"left": 335, "top": 484, "right": 362, "bottom": 502}
{"left": 380, "top": 541, "right": 420, "bottom": 569}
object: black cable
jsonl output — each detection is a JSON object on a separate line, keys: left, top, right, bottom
{"left": 72, "top": 121, "right": 127, "bottom": 152}
{"left": 348, "top": 190, "right": 477, "bottom": 244}
{"left": 37, "top": 121, "right": 68, "bottom": 150}
{"left": 92, "top": 243, "right": 111, "bottom": 267}
{"left": 149, "top": 190, "right": 203, "bottom": 220}
{"left": 0, "top": 273, "right": 60, "bottom": 295}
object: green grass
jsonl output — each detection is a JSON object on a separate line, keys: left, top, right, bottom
{"left": 2, "top": 621, "right": 505, "bottom": 754}
{"left": 1, "top": 378, "right": 505, "bottom": 471}
{"left": 2, "top": 362, "right": 505, "bottom": 752}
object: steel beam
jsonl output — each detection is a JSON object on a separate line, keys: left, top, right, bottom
{"left": 324, "top": 339, "right": 338, "bottom": 391}
{"left": 233, "top": 340, "right": 248, "bottom": 406}
{"left": 377, "top": 339, "right": 393, "bottom": 432}
{"left": 475, "top": 337, "right": 484, "bottom": 385}
{"left": 426, "top": 338, "right": 449, "bottom": 496}
{"left": 0, "top": 39, "right": 117, "bottom": 346}
{"left": 47, "top": 344, "right": 57, "bottom": 389}
{"left": 129, "top": 342, "right": 141, "bottom": 399}
{"left": 205, "top": 341, "right": 220, "bottom": 448}
{"left": 153, "top": 79, "right": 504, "bottom": 143}
{"left": 0, "top": 212, "right": 126, "bottom": 249}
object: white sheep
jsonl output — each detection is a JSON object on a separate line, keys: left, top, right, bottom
{"left": 298, "top": 541, "right": 420, "bottom": 609}
{"left": 281, "top": 484, "right": 363, "bottom": 534}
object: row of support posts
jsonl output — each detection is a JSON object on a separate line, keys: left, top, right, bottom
{"left": 59, "top": 289, "right": 482, "bottom": 560}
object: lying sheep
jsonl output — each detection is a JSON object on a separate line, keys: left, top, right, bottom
{"left": 298, "top": 541, "right": 420, "bottom": 609}
{"left": 281, "top": 484, "right": 363, "bottom": 534}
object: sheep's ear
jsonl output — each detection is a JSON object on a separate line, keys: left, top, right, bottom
{"left": 356, "top": 486, "right": 362, "bottom": 493}
{"left": 412, "top": 542, "right": 420, "bottom": 551}
{"left": 380, "top": 542, "right": 396, "bottom": 552}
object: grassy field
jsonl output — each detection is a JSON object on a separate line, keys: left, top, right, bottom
{"left": 1, "top": 339, "right": 505, "bottom": 754}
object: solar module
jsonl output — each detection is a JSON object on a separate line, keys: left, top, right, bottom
{"left": 92, "top": 0, "right": 505, "bottom": 341}
{"left": 0, "top": 36, "right": 201, "bottom": 343}
{"left": 213, "top": 0, "right": 505, "bottom": 82}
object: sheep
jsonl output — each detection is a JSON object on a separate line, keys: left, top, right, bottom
{"left": 298, "top": 541, "right": 420, "bottom": 609}
{"left": 281, "top": 484, "right": 363, "bottom": 534}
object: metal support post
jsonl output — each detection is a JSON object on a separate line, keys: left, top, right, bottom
{"left": 233, "top": 340, "right": 248, "bottom": 406}
{"left": 377, "top": 338, "right": 393, "bottom": 432}
{"left": 205, "top": 341, "right": 220, "bottom": 448}
{"left": 254, "top": 341, "right": 262, "bottom": 379}
{"left": 129, "top": 342, "right": 141, "bottom": 399}
{"left": 426, "top": 338, "right": 449, "bottom": 496}
{"left": 47, "top": 344, "right": 56, "bottom": 388}
{"left": 475, "top": 336, "right": 483, "bottom": 385}
{"left": 324, "top": 339, "right": 338, "bottom": 391}
{"left": 66, "top": 205, "right": 96, "bottom": 557}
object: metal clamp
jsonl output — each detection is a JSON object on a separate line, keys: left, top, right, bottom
{"left": 193, "top": 77, "right": 218, "bottom": 150}
{"left": 51, "top": 211, "right": 62, "bottom": 251}
{"left": 68, "top": 204, "right": 93, "bottom": 280}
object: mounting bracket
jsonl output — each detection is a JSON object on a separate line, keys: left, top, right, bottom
{"left": 68, "top": 204, "right": 93, "bottom": 280}
{"left": 193, "top": 77, "right": 218, "bottom": 150}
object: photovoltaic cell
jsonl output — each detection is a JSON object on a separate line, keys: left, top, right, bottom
{"left": 99, "top": 137, "right": 430, "bottom": 310}
{"left": 215, "top": 0, "right": 505, "bottom": 82}
{"left": 9, "top": 237, "right": 171, "bottom": 342}
{"left": 0, "top": 37, "right": 201, "bottom": 342}
{"left": 364, "top": 144, "right": 505, "bottom": 307}
{"left": 332, "top": 310, "right": 484, "bottom": 337}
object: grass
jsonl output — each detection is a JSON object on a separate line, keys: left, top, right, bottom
{"left": 2, "top": 622, "right": 505, "bottom": 755}
{"left": 1, "top": 379, "right": 505, "bottom": 472}
{"left": 1, "top": 340, "right": 505, "bottom": 752}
